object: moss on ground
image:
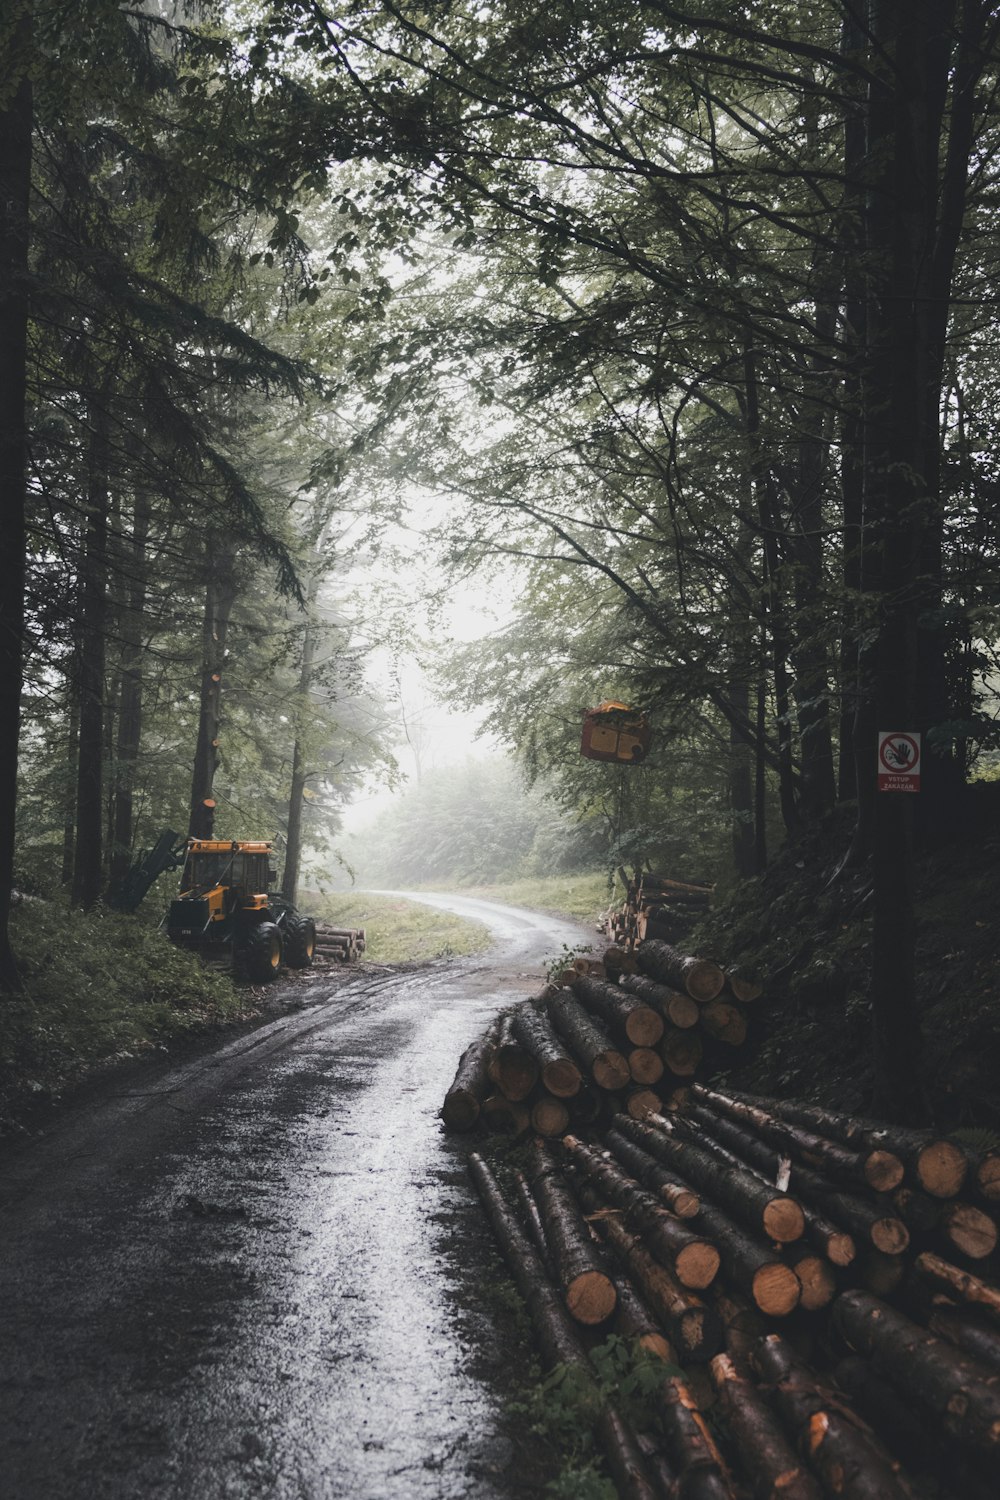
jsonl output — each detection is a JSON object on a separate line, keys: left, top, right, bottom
{"left": 1, "top": 899, "right": 251, "bottom": 1134}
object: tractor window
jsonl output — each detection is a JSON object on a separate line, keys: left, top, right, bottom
{"left": 182, "top": 852, "right": 234, "bottom": 892}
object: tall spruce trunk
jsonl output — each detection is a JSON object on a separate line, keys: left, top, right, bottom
{"left": 863, "top": 0, "right": 965, "bottom": 1119}
{"left": 0, "top": 19, "right": 31, "bottom": 988}
{"left": 109, "top": 489, "right": 150, "bottom": 883}
{"left": 281, "top": 577, "right": 321, "bottom": 905}
{"left": 188, "top": 537, "right": 238, "bottom": 839}
{"left": 71, "top": 407, "right": 111, "bottom": 910}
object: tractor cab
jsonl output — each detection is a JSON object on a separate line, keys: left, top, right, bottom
{"left": 166, "top": 838, "right": 315, "bottom": 981}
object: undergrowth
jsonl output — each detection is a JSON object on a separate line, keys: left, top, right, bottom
{"left": 0, "top": 898, "right": 247, "bottom": 1135}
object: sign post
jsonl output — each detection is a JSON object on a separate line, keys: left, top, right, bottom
{"left": 877, "top": 731, "right": 921, "bottom": 793}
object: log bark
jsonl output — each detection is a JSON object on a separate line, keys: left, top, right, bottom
{"left": 488, "top": 1011, "right": 540, "bottom": 1101}
{"left": 912, "top": 1251, "right": 1000, "bottom": 1321}
{"left": 511, "top": 1005, "right": 582, "bottom": 1098}
{"left": 754, "top": 1332, "right": 913, "bottom": 1498}
{"left": 692, "top": 1085, "right": 903, "bottom": 1194}
{"left": 677, "top": 1110, "right": 855, "bottom": 1266}
{"left": 928, "top": 1307, "right": 1000, "bottom": 1375}
{"left": 612, "top": 1273, "right": 675, "bottom": 1363}
{"left": 561, "top": 1134, "right": 720, "bottom": 1289}
{"left": 833, "top": 1354, "right": 945, "bottom": 1475}
{"left": 468, "top": 1153, "right": 658, "bottom": 1499}
{"left": 727, "top": 1090, "right": 965, "bottom": 1198}
{"left": 605, "top": 1127, "right": 702, "bottom": 1218}
{"left": 621, "top": 972, "right": 700, "bottom": 1029}
{"left": 833, "top": 1289, "right": 1000, "bottom": 1461}
{"left": 441, "top": 1021, "right": 499, "bottom": 1129}
{"left": 529, "top": 1142, "right": 617, "bottom": 1325}
{"left": 546, "top": 990, "right": 630, "bottom": 1090}
{"left": 513, "top": 1169, "right": 553, "bottom": 1273}
{"left": 855, "top": 1249, "right": 906, "bottom": 1297}
{"left": 710, "top": 1352, "right": 823, "bottom": 1500}
{"left": 635, "top": 940, "right": 725, "bottom": 1001}
{"left": 615, "top": 1116, "right": 806, "bottom": 1245}
{"left": 571, "top": 975, "right": 664, "bottom": 1046}
{"left": 660, "top": 1374, "right": 737, "bottom": 1500}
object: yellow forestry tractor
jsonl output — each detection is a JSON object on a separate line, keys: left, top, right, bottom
{"left": 163, "top": 838, "right": 316, "bottom": 982}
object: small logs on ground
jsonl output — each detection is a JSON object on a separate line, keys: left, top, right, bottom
{"left": 530, "top": 1140, "right": 618, "bottom": 1325}
{"left": 468, "top": 1152, "right": 659, "bottom": 1499}
{"left": 620, "top": 972, "right": 700, "bottom": 1030}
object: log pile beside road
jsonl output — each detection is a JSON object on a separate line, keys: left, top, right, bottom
{"left": 601, "top": 870, "right": 715, "bottom": 949}
{"left": 312, "top": 922, "right": 366, "bottom": 964}
{"left": 448, "top": 1020, "right": 1000, "bottom": 1496}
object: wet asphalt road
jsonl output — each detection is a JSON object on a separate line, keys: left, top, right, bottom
{"left": 0, "top": 894, "right": 591, "bottom": 1500}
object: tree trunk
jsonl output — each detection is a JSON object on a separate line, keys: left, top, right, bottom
{"left": 282, "top": 577, "right": 319, "bottom": 906}
{"left": 109, "top": 487, "right": 150, "bottom": 885}
{"left": 0, "top": 20, "right": 31, "bottom": 986}
{"left": 188, "top": 536, "right": 238, "bottom": 838}
{"left": 71, "top": 405, "right": 111, "bottom": 909}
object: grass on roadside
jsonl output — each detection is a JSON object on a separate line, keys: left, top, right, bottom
{"left": 446, "top": 871, "right": 613, "bottom": 924}
{"left": 309, "top": 891, "right": 492, "bottom": 963}
{"left": 1, "top": 898, "right": 248, "bottom": 1134}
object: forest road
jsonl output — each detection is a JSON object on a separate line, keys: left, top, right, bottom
{"left": 0, "top": 894, "right": 592, "bottom": 1500}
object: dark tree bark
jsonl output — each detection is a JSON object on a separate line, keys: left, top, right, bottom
{"left": 71, "top": 406, "right": 111, "bottom": 910}
{"left": 282, "top": 576, "right": 319, "bottom": 906}
{"left": 0, "top": 14, "right": 32, "bottom": 988}
{"left": 109, "top": 487, "right": 150, "bottom": 885}
{"left": 188, "top": 536, "right": 238, "bottom": 839}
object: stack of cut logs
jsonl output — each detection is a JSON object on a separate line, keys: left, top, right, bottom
{"left": 445, "top": 943, "right": 1000, "bottom": 1496}
{"left": 442, "top": 939, "right": 759, "bottom": 1136}
{"left": 601, "top": 871, "right": 714, "bottom": 949}
{"left": 312, "top": 921, "right": 366, "bottom": 964}
{"left": 462, "top": 1084, "right": 1000, "bottom": 1498}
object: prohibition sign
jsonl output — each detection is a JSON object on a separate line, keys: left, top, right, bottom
{"left": 877, "top": 731, "right": 921, "bottom": 791}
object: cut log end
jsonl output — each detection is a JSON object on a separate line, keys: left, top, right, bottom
{"left": 762, "top": 1197, "right": 807, "bottom": 1245}
{"left": 976, "top": 1153, "right": 1000, "bottom": 1201}
{"left": 826, "top": 1232, "right": 857, "bottom": 1269}
{"left": 441, "top": 1091, "right": 480, "bottom": 1131}
{"left": 751, "top": 1262, "right": 801, "bottom": 1317}
{"left": 917, "top": 1140, "right": 968, "bottom": 1198}
{"left": 943, "top": 1202, "right": 999, "bottom": 1261}
{"left": 542, "top": 1058, "right": 583, "bottom": 1099}
{"left": 864, "top": 1149, "right": 905, "bottom": 1194}
{"left": 674, "top": 1240, "right": 722, "bottom": 1290}
{"left": 593, "top": 1053, "right": 632, "bottom": 1091}
{"left": 565, "top": 1269, "right": 618, "bottom": 1326}
{"left": 667, "top": 1186, "right": 701, "bottom": 1220}
{"left": 870, "top": 1216, "right": 910, "bottom": 1256}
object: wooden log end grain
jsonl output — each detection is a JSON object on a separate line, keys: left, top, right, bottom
{"left": 941, "top": 1201, "right": 999, "bottom": 1261}
{"left": 864, "top": 1149, "right": 906, "bottom": 1194}
{"left": 531, "top": 1095, "right": 571, "bottom": 1137}
{"left": 593, "top": 1052, "right": 632, "bottom": 1091}
{"left": 541, "top": 1057, "right": 583, "bottom": 1099}
{"left": 917, "top": 1139, "right": 969, "bottom": 1198}
{"left": 975, "top": 1150, "right": 1000, "bottom": 1202}
{"left": 674, "top": 1239, "right": 722, "bottom": 1291}
{"left": 566, "top": 1267, "right": 618, "bottom": 1326}
{"left": 870, "top": 1214, "right": 910, "bottom": 1256}
{"left": 628, "top": 1046, "right": 665, "bottom": 1086}
{"left": 752, "top": 1260, "right": 802, "bottom": 1317}
{"left": 762, "top": 1196, "right": 807, "bottom": 1245}
{"left": 625, "top": 1087, "right": 663, "bottom": 1120}
{"left": 789, "top": 1252, "right": 837, "bottom": 1312}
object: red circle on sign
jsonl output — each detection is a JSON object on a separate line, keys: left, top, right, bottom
{"left": 879, "top": 733, "right": 920, "bottom": 774}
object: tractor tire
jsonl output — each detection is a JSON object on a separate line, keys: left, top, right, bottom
{"left": 284, "top": 914, "right": 316, "bottom": 970}
{"left": 244, "top": 921, "right": 283, "bottom": 983}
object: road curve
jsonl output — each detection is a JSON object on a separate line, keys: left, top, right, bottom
{"left": 0, "top": 894, "right": 593, "bottom": 1500}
